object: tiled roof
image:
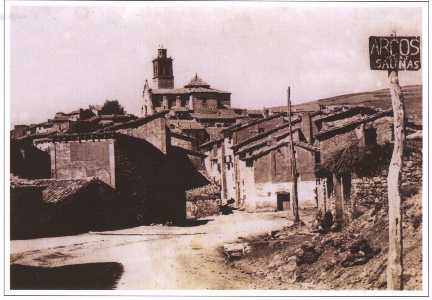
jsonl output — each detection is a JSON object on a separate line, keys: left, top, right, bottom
{"left": 53, "top": 115, "right": 71, "bottom": 122}
{"left": 232, "top": 117, "right": 301, "bottom": 151}
{"left": 167, "top": 119, "right": 204, "bottom": 130}
{"left": 240, "top": 140, "right": 290, "bottom": 161}
{"left": 199, "top": 137, "right": 224, "bottom": 149}
{"left": 315, "top": 109, "right": 393, "bottom": 140}
{"left": 313, "top": 106, "right": 377, "bottom": 123}
{"left": 222, "top": 113, "right": 285, "bottom": 133}
{"left": 49, "top": 131, "right": 119, "bottom": 142}
{"left": 236, "top": 127, "right": 301, "bottom": 155}
{"left": 150, "top": 87, "right": 230, "bottom": 95}
{"left": 190, "top": 113, "right": 246, "bottom": 120}
{"left": 11, "top": 177, "right": 111, "bottom": 204}
{"left": 99, "top": 111, "right": 168, "bottom": 132}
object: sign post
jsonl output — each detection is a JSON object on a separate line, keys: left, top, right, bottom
{"left": 369, "top": 34, "right": 420, "bottom": 290}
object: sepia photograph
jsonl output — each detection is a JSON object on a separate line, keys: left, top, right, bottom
{"left": 4, "top": 0, "right": 428, "bottom": 296}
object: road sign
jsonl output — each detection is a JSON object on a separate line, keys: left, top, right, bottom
{"left": 369, "top": 36, "right": 421, "bottom": 71}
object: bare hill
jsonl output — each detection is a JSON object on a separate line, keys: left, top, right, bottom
{"left": 273, "top": 85, "right": 422, "bottom": 124}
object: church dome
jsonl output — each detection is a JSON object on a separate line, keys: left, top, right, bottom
{"left": 184, "top": 73, "right": 210, "bottom": 88}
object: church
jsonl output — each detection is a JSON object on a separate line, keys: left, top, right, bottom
{"left": 141, "top": 47, "right": 233, "bottom": 117}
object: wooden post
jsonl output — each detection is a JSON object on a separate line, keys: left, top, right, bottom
{"left": 333, "top": 173, "right": 344, "bottom": 228}
{"left": 386, "top": 70, "right": 405, "bottom": 290}
{"left": 287, "top": 87, "right": 300, "bottom": 223}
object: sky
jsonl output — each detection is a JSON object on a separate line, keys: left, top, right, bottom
{"left": 9, "top": 2, "right": 423, "bottom": 126}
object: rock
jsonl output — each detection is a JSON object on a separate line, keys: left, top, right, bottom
{"left": 296, "top": 242, "right": 321, "bottom": 265}
{"left": 340, "top": 252, "right": 370, "bottom": 268}
{"left": 330, "top": 223, "right": 342, "bottom": 232}
{"left": 268, "top": 230, "right": 280, "bottom": 239}
{"left": 223, "top": 242, "right": 249, "bottom": 261}
{"left": 347, "top": 237, "right": 373, "bottom": 255}
{"left": 301, "top": 241, "right": 315, "bottom": 251}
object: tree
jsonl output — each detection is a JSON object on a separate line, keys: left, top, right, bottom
{"left": 100, "top": 99, "right": 125, "bottom": 115}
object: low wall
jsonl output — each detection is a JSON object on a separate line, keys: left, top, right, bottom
{"left": 186, "top": 183, "right": 221, "bottom": 219}
{"left": 186, "top": 198, "right": 221, "bottom": 219}
{"left": 351, "top": 150, "right": 422, "bottom": 208}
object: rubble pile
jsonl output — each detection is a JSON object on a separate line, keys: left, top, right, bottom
{"left": 186, "top": 183, "right": 221, "bottom": 219}
{"left": 228, "top": 191, "right": 422, "bottom": 290}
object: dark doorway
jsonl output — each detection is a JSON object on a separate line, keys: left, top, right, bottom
{"left": 277, "top": 192, "right": 290, "bottom": 211}
{"left": 365, "top": 127, "right": 377, "bottom": 146}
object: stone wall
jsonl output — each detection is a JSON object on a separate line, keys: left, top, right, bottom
{"left": 351, "top": 150, "right": 422, "bottom": 208}
{"left": 118, "top": 117, "right": 167, "bottom": 154}
{"left": 186, "top": 199, "right": 221, "bottom": 219}
{"left": 48, "top": 140, "right": 116, "bottom": 187}
{"left": 319, "top": 129, "right": 360, "bottom": 163}
{"left": 186, "top": 184, "right": 221, "bottom": 219}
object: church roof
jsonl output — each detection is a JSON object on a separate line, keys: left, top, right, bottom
{"left": 149, "top": 73, "right": 230, "bottom": 94}
{"left": 150, "top": 87, "right": 230, "bottom": 95}
{"left": 184, "top": 74, "right": 210, "bottom": 88}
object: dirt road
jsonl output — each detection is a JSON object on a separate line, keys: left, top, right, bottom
{"left": 11, "top": 211, "right": 290, "bottom": 289}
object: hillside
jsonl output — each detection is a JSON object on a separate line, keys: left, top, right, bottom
{"left": 272, "top": 85, "right": 422, "bottom": 125}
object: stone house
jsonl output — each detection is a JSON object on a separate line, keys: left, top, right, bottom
{"left": 10, "top": 176, "right": 117, "bottom": 239}
{"left": 313, "top": 109, "right": 394, "bottom": 227}
{"left": 200, "top": 104, "right": 396, "bottom": 215}
{"left": 201, "top": 112, "right": 301, "bottom": 207}
{"left": 32, "top": 112, "right": 208, "bottom": 223}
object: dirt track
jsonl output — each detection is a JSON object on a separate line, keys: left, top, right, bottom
{"left": 11, "top": 211, "right": 290, "bottom": 289}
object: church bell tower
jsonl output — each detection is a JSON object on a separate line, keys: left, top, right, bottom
{"left": 152, "top": 46, "right": 174, "bottom": 89}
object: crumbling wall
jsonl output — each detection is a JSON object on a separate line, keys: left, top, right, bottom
{"left": 118, "top": 117, "right": 167, "bottom": 153}
{"left": 373, "top": 117, "right": 394, "bottom": 145}
{"left": 50, "top": 140, "right": 115, "bottom": 187}
{"left": 186, "top": 184, "right": 221, "bottom": 219}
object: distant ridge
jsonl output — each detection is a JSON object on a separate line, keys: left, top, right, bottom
{"left": 271, "top": 84, "right": 422, "bottom": 124}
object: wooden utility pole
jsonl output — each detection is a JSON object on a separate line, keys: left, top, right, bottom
{"left": 387, "top": 69, "right": 405, "bottom": 290}
{"left": 287, "top": 87, "right": 300, "bottom": 223}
